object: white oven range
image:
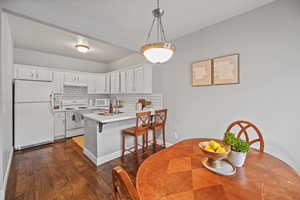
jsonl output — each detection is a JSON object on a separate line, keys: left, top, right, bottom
{"left": 63, "top": 100, "right": 91, "bottom": 138}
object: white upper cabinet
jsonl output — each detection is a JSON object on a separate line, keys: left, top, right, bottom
{"left": 87, "top": 76, "right": 96, "bottom": 94}
{"left": 120, "top": 71, "right": 126, "bottom": 93}
{"left": 134, "top": 66, "right": 144, "bottom": 93}
{"left": 110, "top": 71, "right": 120, "bottom": 94}
{"left": 87, "top": 74, "right": 107, "bottom": 94}
{"left": 14, "top": 64, "right": 152, "bottom": 94}
{"left": 15, "top": 64, "right": 53, "bottom": 82}
{"left": 15, "top": 64, "right": 35, "bottom": 80}
{"left": 141, "top": 64, "right": 152, "bottom": 94}
{"left": 35, "top": 68, "right": 53, "bottom": 81}
{"left": 95, "top": 74, "right": 106, "bottom": 94}
{"left": 125, "top": 69, "right": 134, "bottom": 93}
{"left": 105, "top": 73, "right": 110, "bottom": 94}
{"left": 78, "top": 73, "right": 88, "bottom": 84}
{"left": 64, "top": 72, "right": 78, "bottom": 82}
{"left": 64, "top": 72, "right": 88, "bottom": 85}
{"left": 109, "top": 64, "right": 152, "bottom": 94}
{"left": 53, "top": 72, "right": 64, "bottom": 94}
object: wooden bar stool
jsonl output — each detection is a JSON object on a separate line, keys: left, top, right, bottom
{"left": 149, "top": 109, "right": 168, "bottom": 152}
{"left": 121, "top": 111, "right": 151, "bottom": 164}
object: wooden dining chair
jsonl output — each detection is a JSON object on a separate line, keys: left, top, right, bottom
{"left": 225, "top": 120, "right": 264, "bottom": 152}
{"left": 122, "top": 111, "right": 151, "bottom": 164}
{"left": 149, "top": 109, "right": 168, "bottom": 152}
{"left": 112, "top": 166, "right": 140, "bottom": 200}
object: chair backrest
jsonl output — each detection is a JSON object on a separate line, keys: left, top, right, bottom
{"left": 112, "top": 166, "right": 140, "bottom": 200}
{"left": 153, "top": 109, "right": 168, "bottom": 126}
{"left": 225, "top": 120, "right": 264, "bottom": 152}
{"left": 135, "top": 111, "right": 151, "bottom": 131}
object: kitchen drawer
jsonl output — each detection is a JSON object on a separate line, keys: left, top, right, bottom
{"left": 54, "top": 112, "right": 65, "bottom": 118}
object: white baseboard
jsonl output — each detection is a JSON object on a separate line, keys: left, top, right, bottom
{"left": 0, "top": 147, "right": 13, "bottom": 200}
{"left": 157, "top": 139, "right": 173, "bottom": 147}
{"left": 84, "top": 141, "right": 173, "bottom": 166}
{"left": 83, "top": 147, "right": 98, "bottom": 165}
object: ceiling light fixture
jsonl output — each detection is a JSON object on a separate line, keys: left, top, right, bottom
{"left": 75, "top": 43, "right": 90, "bottom": 53}
{"left": 141, "top": 0, "right": 175, "bottom": 64}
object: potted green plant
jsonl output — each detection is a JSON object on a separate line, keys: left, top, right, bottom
{"left": 223, "top": 132, "right": 250, "bottom": 167}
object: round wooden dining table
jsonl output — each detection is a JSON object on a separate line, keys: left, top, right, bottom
{"left": 136, "top": 138, "right": 300, "bottom": 200}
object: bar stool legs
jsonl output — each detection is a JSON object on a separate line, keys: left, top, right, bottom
{"left": 121, "top": 134, "right": 125, "bottom": 162}
{"left": 162, "top": 127, "right": 166, "bottom": 148}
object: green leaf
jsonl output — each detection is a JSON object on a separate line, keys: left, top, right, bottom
{"left": 223, "top": 132, "right": 250, "bottom": 152}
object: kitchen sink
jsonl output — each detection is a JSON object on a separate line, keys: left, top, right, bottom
{"left": 65, "top": 107, "right": 75, "bottom": 110}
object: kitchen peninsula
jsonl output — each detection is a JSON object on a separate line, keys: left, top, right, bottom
{"left": 82, "top": 109, "right": 156, "bottom": 165}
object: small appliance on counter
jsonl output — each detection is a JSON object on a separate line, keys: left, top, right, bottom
{"left": 95, "top": 98, "right": 110, "bottom": 107}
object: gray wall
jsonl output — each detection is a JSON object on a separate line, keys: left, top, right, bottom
{"left": 14, "top": 48, "right": 109, "bottom": 73}
{"left": 154, "top": 0, "right": 300, "bottom": 172}
{"left": 0, "top": 11, "right": 14, "bottom": 199}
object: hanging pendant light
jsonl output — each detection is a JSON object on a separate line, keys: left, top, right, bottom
{"left": 141, "top": 0, "right": 176, "bottom": 64}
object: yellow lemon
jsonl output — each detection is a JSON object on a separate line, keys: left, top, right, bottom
{"left": 216, "top": 147, "right": 226, "bottom": 153}
{"left": 209, "top": 140, "right": 220, "bottom": 150}
{"left": 204, "top": 145, "right": 215, "bottom": 152}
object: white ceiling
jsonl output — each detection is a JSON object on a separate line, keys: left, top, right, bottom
{"left": 1, "top": 0, "right": 275, "bottom": 55}
{"left": 7, "top": 14, "right": 133, "bottom": 64}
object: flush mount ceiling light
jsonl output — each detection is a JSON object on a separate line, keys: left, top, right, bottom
{"left": 141, "top": 0, "right": 176, "bottom": 64}
{"left": 75, "top": 43, "right": 90, "bottom": 53}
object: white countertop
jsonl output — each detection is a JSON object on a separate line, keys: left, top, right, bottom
{"left": 52, "top": 106, "right": 108, "bottom": 112}
{"left": 83, "top": 108, "right": 156, "bottom": 123}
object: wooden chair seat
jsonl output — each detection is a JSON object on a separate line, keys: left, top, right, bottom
{"left": 149, "top": 123, "right": 164, "bottom": 130}
{"left": 123, "top": 127, "right": 147, "bottom": 136}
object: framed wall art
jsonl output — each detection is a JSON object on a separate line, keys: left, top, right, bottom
{"left": 192, "top": 59, "right": 212, "bottom": 86}
{"left": 212, "top": 54, "right": 240, "bottom": 85}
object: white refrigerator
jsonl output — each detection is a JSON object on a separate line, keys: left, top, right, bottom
{"left": 14, "top": 80, "right": 54, "bottom": 150}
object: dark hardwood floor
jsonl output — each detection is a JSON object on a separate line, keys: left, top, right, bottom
{"left": 5, "top": 138, "right": 162, "bottom": 200}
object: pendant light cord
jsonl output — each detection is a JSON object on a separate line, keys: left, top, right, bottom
{"left": 144, "top": 0, "right": 168, "bottom": 44}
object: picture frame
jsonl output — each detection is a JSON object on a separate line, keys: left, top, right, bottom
{"left": 192, "top": 59, "right": 212, "bottom": 86}
{"left": 212, "top": 54, "right": 240, "bottom": 85}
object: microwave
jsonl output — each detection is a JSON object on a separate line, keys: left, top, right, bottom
{"left": 95, "top": 98, "right": 110, "bottom": 107}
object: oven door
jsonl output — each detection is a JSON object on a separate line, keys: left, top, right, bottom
{"left": 66, "top": 111, "right": 83, "bottom": 129}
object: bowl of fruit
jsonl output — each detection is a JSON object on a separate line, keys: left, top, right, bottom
{"left": 198, "top": 140, "right": 231, "bottom": 161}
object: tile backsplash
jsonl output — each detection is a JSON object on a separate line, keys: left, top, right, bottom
{"left": 53, "top": 86, "right": 108, "bottom": 106}
{"left": 54, "top": 86, "right": 163, "bottom": 109}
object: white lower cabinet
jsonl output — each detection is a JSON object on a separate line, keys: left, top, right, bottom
{"left": 54, "top": 112, "right": 66, "bottom": 139}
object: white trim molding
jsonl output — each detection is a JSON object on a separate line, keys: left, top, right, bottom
{"left": 0, "top": 148, "right": 13, "bottom": 200}
{"left": 83, "top": 147, "right": 98, "bottom": 165}
{"left": 84, "top": 142, "right": 173, "bottom": 166}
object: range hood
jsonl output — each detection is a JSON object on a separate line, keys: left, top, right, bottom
{"left": 64, "top": 82, "right": 88, "bottom": 87}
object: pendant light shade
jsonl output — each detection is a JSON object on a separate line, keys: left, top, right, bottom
{"left": 141, "top": 0, "right": 175, "bottom": 64}
{"left": 141, "top": 42, "right": 175, "bottom": 64}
